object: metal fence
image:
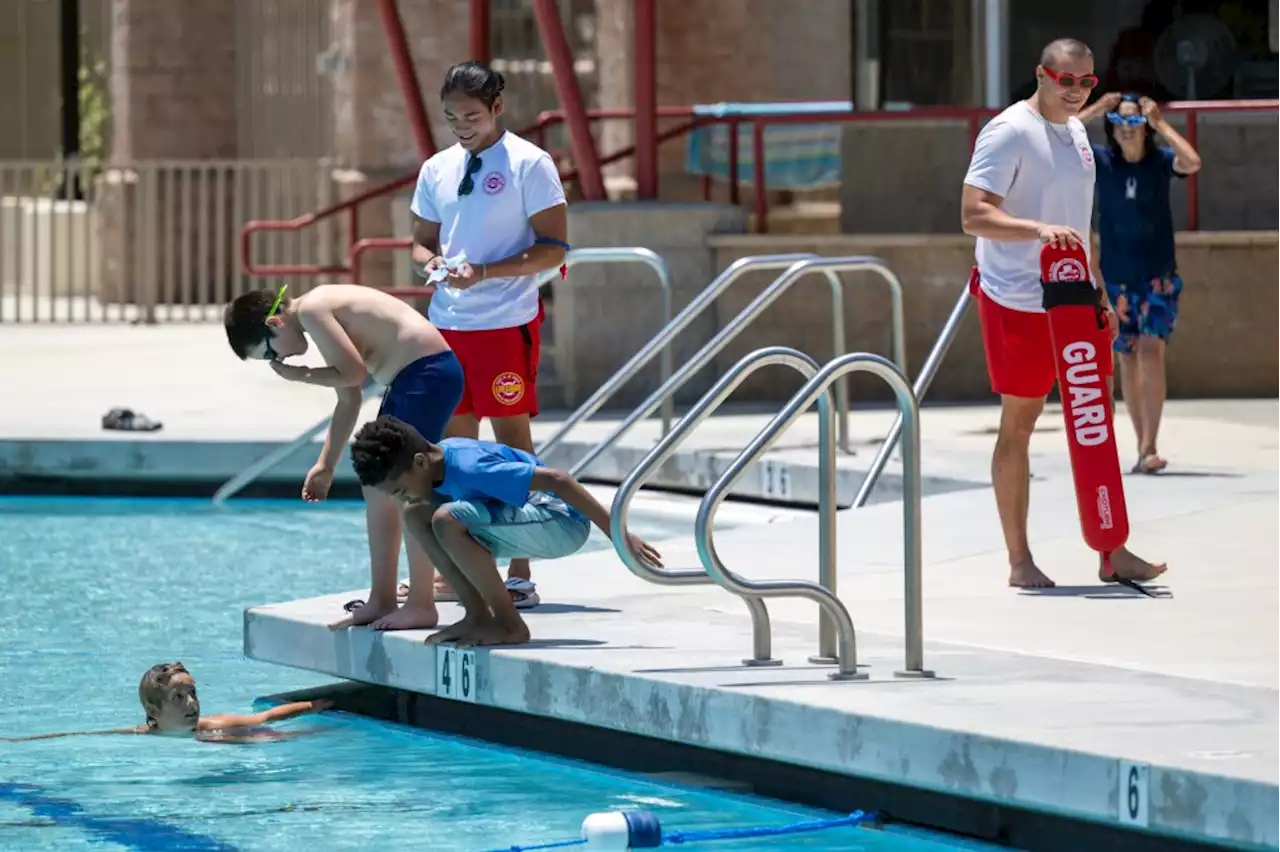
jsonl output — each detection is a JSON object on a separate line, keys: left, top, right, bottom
{"left": 0, "top": 159, "right": 337, "bottom": 324}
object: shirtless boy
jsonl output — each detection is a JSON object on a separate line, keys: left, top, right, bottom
{"left": 3, "top": 662, "right": 329, "bottom": 744}
{"left": 223, "top": 283, "right": 464, "bottom": 630}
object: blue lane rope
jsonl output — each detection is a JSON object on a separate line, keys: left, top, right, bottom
{"left": 491, "top": 809, "right": 874, "bottom": 852}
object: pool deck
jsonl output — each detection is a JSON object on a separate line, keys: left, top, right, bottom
{"left": 5, "top": 323, "right": 1279, "bottom": 849}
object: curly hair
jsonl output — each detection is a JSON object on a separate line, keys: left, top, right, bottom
{"left": 223, "top": 289, "right": 286, "bottom": 359}
{"left": 350, "top": 416, "right": 430, "bottom": 488}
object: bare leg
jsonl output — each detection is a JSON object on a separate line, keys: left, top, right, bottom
{"left": 1134, "top": 336, "right": 1168, "bottom": 471}
{"left": 379, "top": 512, "right": 439, "bottom": 630}
{"left": 330, "top": 487, "right": 403, "bottom": 629}
{"left": 1117, "top": 352, "right": 1146, "bottom": 462}
{"left": 379, "top": 504, "right": 491, "bottom": 638}
{"left": 432, "top": 509, "right": 531, "bottom": 646}
{"left": 993, "top": 394, "right": 1055, "bottom": 589}
{"left": 490, "top": 414, "right": 536, "bottom": 583}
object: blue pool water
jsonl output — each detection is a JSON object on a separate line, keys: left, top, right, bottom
{"left": 0, "top": 498, "right": 987, "bottom": 851}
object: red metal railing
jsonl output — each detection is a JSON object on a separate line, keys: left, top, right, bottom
{"left": 531, "top": 99, "right": 1278, "bottom": 233}
{"left": 241, "top": 99, "right": 1278, "bottom": 283}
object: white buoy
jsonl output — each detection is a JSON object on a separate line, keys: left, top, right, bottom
{"left": 581, "top": 810, "right": 663, "bottom": 850}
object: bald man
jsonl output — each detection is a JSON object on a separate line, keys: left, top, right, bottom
{"left": 960, "top": 38, "right": 1167, "bottom": 589}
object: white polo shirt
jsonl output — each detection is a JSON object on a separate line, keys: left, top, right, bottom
{"left": 411, "top": 131, "right": 567, "bottom": 331}
{"left": 963, "top": 101, "right": 1096, "bottom": 313}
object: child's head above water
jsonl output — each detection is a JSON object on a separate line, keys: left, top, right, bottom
{"left": 351, "top": 416, "right": 436, "bottom": 502}
{"left": 138, "top": 662, "right": 201, "bottom": 732}
{"left": 223, "top": 288, "right": 308, "bottom": 362}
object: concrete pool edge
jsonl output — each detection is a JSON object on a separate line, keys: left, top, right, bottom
{"left": 243, "top": 605, "right": 1277, "bottom": 852}
{"left": 0, "top": 436, "right": 984, "bottom": 506}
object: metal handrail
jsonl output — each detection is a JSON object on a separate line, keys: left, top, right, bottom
{"left": 696, "top": 352, "right": 933, "bottom": 681}
{"left": 535, "top": 247, "right": 676, "bottom": 433}
{"left": 565, "top": 255, "right": 907, "bottom": 479}
{"left": 536, "top": 253, "right": 841, "bottom": 458}
{"left": 211, "top": 247, "right": 674, "bottom": 505}
{"left": 852, "top": 284, "right": 973, "bottom": 509}
{"left": 211, "top": 380, "right": 380, "bottom": 505}
{"left": 610, "top": 346, "right": 829, "bottom": 667}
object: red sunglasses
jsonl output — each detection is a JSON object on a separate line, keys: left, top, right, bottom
{"left": 1040, "top": 66, "right": 1099, "bottom": 89}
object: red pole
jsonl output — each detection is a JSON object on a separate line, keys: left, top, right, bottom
{"left": 377, "top": 0, "right": 437, "bottom": 160}
{"left": 634, "top": 0, "right": 657, "bottom": 199}
{"left": 469, "top": 0, "right": 490, "bottom": 65}
{"left": 531, "top": 0, "right": 606, "bottom": 201}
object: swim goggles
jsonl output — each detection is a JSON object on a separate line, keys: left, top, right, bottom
{"left": 262, "top": 284, "right": 288, "bottom": 361}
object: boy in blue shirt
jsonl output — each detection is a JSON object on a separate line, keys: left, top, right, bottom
{"left": 347, "top": 415, "right": 663, "bottom": 646}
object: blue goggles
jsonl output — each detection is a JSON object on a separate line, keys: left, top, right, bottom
{"left": 1106, "top": 112, "right": 1147, "bottom": 127}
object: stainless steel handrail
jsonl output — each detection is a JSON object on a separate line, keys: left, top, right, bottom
{"left": 212, "top": 380, "right": 380, "bottom": 506}
{"left": 535, "top": 253, "right": 841, "bottom": 458}
{"left": 851, "top": 284, "right": 973, "bottom": 509}
{"left": 610, "top": 346, "right": 830, "bottom": 668}
{"left": 567, "top": 256, "right": 907, "bottom": 480}
{"left": 212, "top": 247, "right": 674, "bottom": 505}
{"left": 534, "top": 247, "right": 676, "bottom": 434}
{"left": 696, "top": 352, "right": 934, "bottom": 681}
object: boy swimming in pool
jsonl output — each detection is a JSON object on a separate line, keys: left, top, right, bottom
{"left": 2, "top": 662, "right": 330, "bottom": 744}
{"left": 348, "top": 415, "right": 664, "bottom": 646}
{"left": 224, "top": 283, "right": 465, "bottom": 632}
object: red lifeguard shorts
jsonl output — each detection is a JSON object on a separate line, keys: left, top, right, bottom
{"left": 439, "top": 299, "right": 544, "bottom": 420}
{"left": 974, "top": 275, "right": 1112, "bottom": 400}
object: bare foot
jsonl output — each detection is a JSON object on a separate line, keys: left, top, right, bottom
{"left": 1009, "top": 559, "right": 1056, "bottom": 589}
{"left": 1101, "top": 548, "right": 1167, "bottom": 583}
{"left": 424, "top": 616, "right": 484, "bottom": 645}
{"left": 370, "top": 602, "right": 440, "bottom": 631}
{"left": 329, "top": 598, "right": 397, "bottom": 630}
{"left": 457, "top": 619, "right": 531, "bottom": 648}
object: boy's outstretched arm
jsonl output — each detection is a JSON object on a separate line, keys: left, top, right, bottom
{"left": 528, "top": 468, "right": 664, "bottom": 567}
{"left": 3, "top": 725, "right": 146, "bottom": 742}
{"left": 199, "top": 699, "right": 331, "bottom": 732}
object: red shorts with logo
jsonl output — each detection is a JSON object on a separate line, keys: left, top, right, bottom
{"left": 974, "top": 273, "right": 1111, "bottom": 400}
{"left": 439, "top": 299, "right": 543, "bottom": 420}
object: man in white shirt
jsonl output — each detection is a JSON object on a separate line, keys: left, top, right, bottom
{"left": 960, "top": 38, "right": 1167, "bottom": 589}
{"left": 409, "top": 61, "right": 570, "bottom": 612}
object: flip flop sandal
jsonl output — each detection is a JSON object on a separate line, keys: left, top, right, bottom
{"left": 101, "top": 407, "right": 163, "bottom": 432}
{"left": 1131, "top": 452, "right": 1167, "bottom": 475}
{"left": 343, "top": 599, "right": 365, "bottom": 612}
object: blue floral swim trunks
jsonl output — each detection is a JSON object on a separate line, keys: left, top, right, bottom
{"left": 1105, "top": 273, "right": 1183, "bottom": 356}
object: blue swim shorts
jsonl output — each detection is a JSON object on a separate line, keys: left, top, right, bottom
{"left": 1105, "top": 274, "right": 1183, "bottom": 356}
{"left": 377, "top": 350, "right": 464, "bottom": 442}
{"left": 444, "top": 492, "right": 591, "bottom": 561}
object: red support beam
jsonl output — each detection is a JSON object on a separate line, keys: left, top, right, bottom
{"left": 530, "top": 0, "right": 606, "bottom": 201}
{"left": 469, "top": 0, "right": 491, "bottom": 64}
{"left": 377, "top": 0, "right": 437, "bottom": 160}
{"left": 633, "top": 0, "right": 658, "bottom": 199}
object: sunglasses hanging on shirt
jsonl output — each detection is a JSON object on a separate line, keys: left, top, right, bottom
{"left": 457, "top": 154, "right": 483, "bottom": 196}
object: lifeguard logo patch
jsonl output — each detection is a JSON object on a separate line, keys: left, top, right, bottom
{"left": 492, "top": 371, "right": 525, "bottom": 406}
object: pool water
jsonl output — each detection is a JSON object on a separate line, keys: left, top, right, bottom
{"left": 0, "top": 498, "right": 987, "bottom": 851}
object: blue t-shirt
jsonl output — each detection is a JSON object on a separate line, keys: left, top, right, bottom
{"left": 1092, "top": 144, "right": 1184, "bottom": 287}
{"left": 434, "top": 438, "right": 543, "bottom": 507}
{"left": 434, "top": 438, "right": 585, "bottom": 523}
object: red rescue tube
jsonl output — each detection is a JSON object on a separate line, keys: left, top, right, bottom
{"left": 1040, "top": 243, "right": 1130, "bottom": 562}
